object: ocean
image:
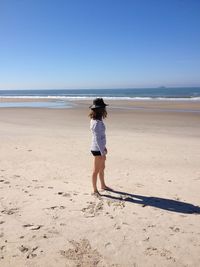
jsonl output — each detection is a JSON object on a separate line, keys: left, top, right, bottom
{"left": 0, "top": 87, "right": 200, "bottom": 109}
{"left": 0, "top": 87, "right": 200, "bottom": 100}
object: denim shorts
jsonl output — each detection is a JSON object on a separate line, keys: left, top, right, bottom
{"left": 91, "top": 150, "right": 101, "bottom": 156}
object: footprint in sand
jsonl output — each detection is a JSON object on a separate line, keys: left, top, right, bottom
{"left": 145, "top": 246, "right": 158, "bottom": 256}
{"left": 47, "top": 206, "right": 58, "bottom": 210}
{"left": 60, "top": 239, "right": 102, "bottom": 267}
{"left": 44, "top": 205, "right": 66, "bottom": 220}
{"left": 1, "top": 208, "right": 19, "bottom": 215}
{"left": 31, "top": 225, "right": 43, "bottom": 230}
{"left": 105, "top": 242, "right": 111, "bottom": 248}
{"left": 145, "top": 247, "right": 175, "bottom": 261}
{"left": 114, "top": 223, "right": 121, "bottom": 230}
{"left": 19, "top": 245, "right": 29, "bottom": 253}
{"left": 34, "top": 186, "right": 44, "bottom": 189}
{"left": 63, "top": 193, "right": 71, "bottom": 197}
{"left": 148, "top": 224, "right": 156, "bottom": 228}
{"left": 22, "top": 189, "right": 29, "bottom": 193}
{"left": 169, "top": 226, "right": 180, "bottom": 232}
{"left": 18, "top": 245, "right": 39, "bottom": 259}
{"left": 106, "top": 199, "right": 125, "bottom": 210}
{"left": 57, "top": 192, "right": 71, "bottom": 197}
{"left": 82, "top": 200, "right": 104, "bottom": 217}
{"left": 23, "top": 224, "right": 34, "bottom": 228}
{"left": 0, "top": 245, "right": 5, "bottom": 251}
{"left": 45, "top": 206, "right": 66, "bottom": 211}
{"left": 47, "top": 229, "right": 60, "bottom": 235}
{"left": 22, "top": 224, "right": 43, "bottom": 230}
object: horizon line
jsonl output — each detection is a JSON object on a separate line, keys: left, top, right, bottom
{"left": 1, "top": 86, "right": 200, "bottom": 91}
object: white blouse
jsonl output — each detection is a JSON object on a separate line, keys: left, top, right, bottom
{"left": 90, "top": 119, "right": 106, "bottom": 155}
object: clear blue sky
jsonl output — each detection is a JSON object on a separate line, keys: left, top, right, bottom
{"left": 0, "top": 0, "right": 200, "bottom": 89}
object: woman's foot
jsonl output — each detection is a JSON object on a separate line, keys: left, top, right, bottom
{"left": 101, "top": 186, "right": 113, "bottom": 191}
{"left": 92, "top": 190, "right": 101, "bottom": 197}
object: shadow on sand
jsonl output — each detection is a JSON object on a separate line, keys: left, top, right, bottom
{"left": 100, "top": 190, "right": 200, "bottom": 214}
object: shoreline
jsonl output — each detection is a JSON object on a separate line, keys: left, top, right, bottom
{"left": 1, "top": 96, "right": 200, "bottom": 102}
{"left": 0, "top": 98, "right": 200, "bottom": 113}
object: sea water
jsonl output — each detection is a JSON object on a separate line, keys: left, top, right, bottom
{"left": 0, "top": 87, "right": 200, "bottom": 109}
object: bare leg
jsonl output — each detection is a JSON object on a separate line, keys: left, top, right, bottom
{"left": 99, "top": 156, "right": 106, "bottom": 189}
{"left": 92, "top": 156, "right": 102, "bottom": 193}
{"left": 99, "top": 156, "right": 113, "bottom": 190}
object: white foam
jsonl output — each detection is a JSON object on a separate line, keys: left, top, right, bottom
{"left": 0, "top": 96, "right": 200, "bottom": 101}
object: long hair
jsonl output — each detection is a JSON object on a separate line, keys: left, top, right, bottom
{"left": 89, "top": 108, "right": 107, "bottom": 120}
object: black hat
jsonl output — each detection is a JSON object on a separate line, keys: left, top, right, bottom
{"left": 89, "top": 98, "right": 108, "bottom": 109}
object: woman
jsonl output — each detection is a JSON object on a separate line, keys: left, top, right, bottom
{"left": 89, "top": 98, "right": 111, "bottom": 195}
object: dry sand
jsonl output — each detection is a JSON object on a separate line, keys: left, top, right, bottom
{"left": 0, "top": 100, "right": 200, "bottom": 267}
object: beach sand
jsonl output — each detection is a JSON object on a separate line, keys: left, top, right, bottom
{"left": 0, "top": 100, "right": 200, "bottom": 267}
